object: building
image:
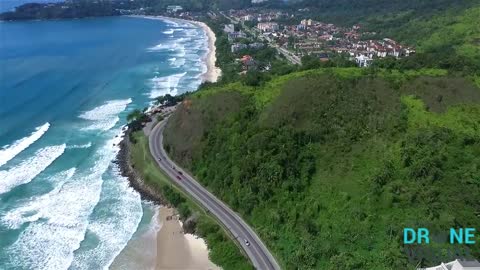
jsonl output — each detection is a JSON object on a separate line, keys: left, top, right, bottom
{"left": 257, "top": 22, "right": 279, "bottom": 32}
{"left": 249, "top": 42, "right": 265, "bottom": 49}
{"left": 296, "top": 24, "right": 306, "bottom": 31}
{"left": 419, "top": 259, "right": 480, "bottom": 270}
{"left": 166, "top": 5, "right": 183, "bottom": 13}
{"left": 355, "top": 54, "right": 373, "bottom": 67}
{"left": 224, "top": 24, "right": 235, "bottom": 33}
{"left": 300, "top": 19, "right": 313, "bottom": 26}
{"left": 240, "top": 55, "right": 256, "bottom": 70}
{"left": 243, "top": 15, "right": 255, "bottom": 22}
{"left": 231, "top": 43, "right": 248, "bottom": 53}
{"left": 228, "top": 31, "right": 247, "bottom": 42}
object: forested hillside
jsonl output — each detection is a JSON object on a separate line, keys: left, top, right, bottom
{"left": 160, "top": 1, "right": 480, "bottom": 269}
{"left": 164, "top": 67, "right": 480, "bottom": 268}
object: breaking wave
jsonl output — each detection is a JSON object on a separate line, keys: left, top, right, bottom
{"left": 0, "top": 123, "right": 50, "bottom": 167}
{"left": 149, "top": 72, "right": 186, "bottom": 99}
{"left": 0, "top": 144, "right": 66, "bottom": 195}
{"left": 79, "top": 99, "right": 132, "bottom": 131}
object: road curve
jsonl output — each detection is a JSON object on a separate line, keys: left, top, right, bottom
{"left": 149, "top": 118, "right": 281, "bottom": 270}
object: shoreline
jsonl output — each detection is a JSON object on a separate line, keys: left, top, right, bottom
{"left": 113, "top": 15, "right": 223, "bottom": 269}
{"left": 130, "top": 15, "right": 222, "bottom": 83}
{"left": 115, "top": 130, "right": 220, "bottom": 270}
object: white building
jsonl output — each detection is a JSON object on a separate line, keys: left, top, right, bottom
{"left": 166, "top": 5, "right": 183, "bottom": 13}
{"left": 355, "top": 54, "right": 373, "bottom": 67}
{"left": 419, "top": 260, "right": 480, "bottom": 270}
{"left": 243, "top": 15, "right": 255, "bottom": 21}
{"left": 257, "top": 22, "right": 279, "bottom": 32}
{"left": 224, "top": 24, "right": 235, "bottom": 33}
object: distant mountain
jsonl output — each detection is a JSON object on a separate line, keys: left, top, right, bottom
{"left": 0, "top": 0, "right": 63, "bottom": 12}
{"left": 289, "top": 0, "right": 479, "bottom": 26}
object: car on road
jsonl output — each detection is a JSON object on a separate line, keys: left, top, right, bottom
{"left": 244, "top": 239, "right": 250, "bottom": 247}
{"left": 176, "top": 175, "right": 182, "bottom": 180}
{"left": 178, "top": 171, "right": 183, "bottom": 175}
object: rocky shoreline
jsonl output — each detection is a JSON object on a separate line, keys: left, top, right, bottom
{"left": 115, "top": 130, "right": 169, "bottom": 206}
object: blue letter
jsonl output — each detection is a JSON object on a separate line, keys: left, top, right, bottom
{"left": 450, "top": 228, "right": 463, "bottom": 244}
{"left": 418, "top": 228, "right": 430, "bottom": 244}
{"left": 404, "top": 228, "right": 416, "bottom": 244}
{"left": 465, "top": 228, "right": 476, "bottom": 244}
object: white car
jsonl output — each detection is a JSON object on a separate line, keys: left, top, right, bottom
{"left": 244, "top": 239, "right": 250, "bottom": 246}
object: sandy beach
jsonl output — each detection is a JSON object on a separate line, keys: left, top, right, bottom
{"left": 131, "top": 15, "right": 222, "bottom": 83}
{"left": 190, "top": 20, "right": 222, "bottom": 83}
{"left": 111, "top": 206, "right": 220, "bottom": 270}
{"left": 155, "top": 207, "right": 220, "bottom": 270}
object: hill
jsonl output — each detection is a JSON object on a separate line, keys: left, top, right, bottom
{"left": 163, "top": 68, "right": 480, "bottom": 269}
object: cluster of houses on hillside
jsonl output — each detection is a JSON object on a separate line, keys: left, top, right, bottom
{"left": 227, "top": 9, "right": 415, "bottom": 67}
{"left": 223, "top": 23, "right": 269, "bottom": 70}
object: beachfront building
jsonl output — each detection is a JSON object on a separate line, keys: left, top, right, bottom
{"left": 419, "top": 259, "right": 480, "bottom": 270}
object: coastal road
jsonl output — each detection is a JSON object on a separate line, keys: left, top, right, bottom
{"left": 149, "top": 118, "right": 281, "bottom": 270}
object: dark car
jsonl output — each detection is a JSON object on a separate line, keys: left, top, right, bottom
{"left": 178, "top": 171, "right": 183, "bottom": 175}
{"left": 176, "top": 175, "right": 181, "bottom": 180}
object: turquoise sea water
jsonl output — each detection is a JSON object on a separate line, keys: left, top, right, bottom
{"left": 0, "top": 16, "right": 208, "bottom": 269}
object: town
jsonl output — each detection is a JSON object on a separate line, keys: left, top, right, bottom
{"left": 166, "top": 6, "right": 416, "bottom": 68}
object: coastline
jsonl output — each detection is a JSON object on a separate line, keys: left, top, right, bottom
{"left": 192, "top": 20, "right": 222, "bottom": 83}
{"left": 130, "top": 15, "right": 222, "bottom": 83}
{"left": 114, "top": 15, "right": 223, "bottom": 268}
{"left": 115, "top": 131, "right": 221, "bottom": 270}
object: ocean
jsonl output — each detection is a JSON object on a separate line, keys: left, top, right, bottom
{"left": 0, "top": 16, "right": 208, "bottom": 269}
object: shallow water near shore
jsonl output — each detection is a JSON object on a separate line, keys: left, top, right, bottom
{"left": 0, "top": 16, "right": 208, "bottom": 269}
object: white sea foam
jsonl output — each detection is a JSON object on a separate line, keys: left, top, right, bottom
{"left": 163, "top": 29, "right": 174, "bottom": 35}
{"left": 1, "top": 168, "right": 77, "bottom": 229}
{"left": 149, "top": 72, "right": 186, "bottom": 99}
{"left": 2, "top": 130, "right": 135, "bottom": 270}
{"left": 168, "top": 57, "right": 186, "bottom": 68}
{"left": 69, "top": 166, "right": 142, "bottom": 270}
{"left": 147, "top": 43, "right": 172, "bottom": 52}
{"left": 148, "top": 38, "right": 186, "bottom": 54}
{"left": 68, "top": 142, "right": 92, "bottom": 149}
{"left": 0, "top": 144, "right": 66, "bottom": 195}
{"left": 0, "top": 122, "right": 50, "bottom": 167}
{"left": 79, "top": 99, "right": 132, "bottom": 131}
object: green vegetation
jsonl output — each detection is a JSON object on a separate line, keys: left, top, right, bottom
{"left": 164, "top": 69, "right": 480, "bottom": 269}
{"left": 126, "top": 109, "right": 150, "bottom": 138}
{"left": 0, "top": 1, "right": 120, "bottom": 20}
{"left": 128, "top": 132, "right": 253, "bottom": 270}
{"left": 373, "top": 6, "right": 480, "bottom": 75}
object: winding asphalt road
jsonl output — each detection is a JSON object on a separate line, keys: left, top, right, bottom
{"left": 149, "top": 118, "right": 281, "bottom": 270}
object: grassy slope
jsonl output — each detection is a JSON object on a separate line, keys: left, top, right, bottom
{"left": 161, "top": 5, "right": 480, "bottom": 268}
{"left": 128, "top": 132, "right": 253, "bottom": 270}
{"left": 164, "top": 68, "right": 480, "bottom": 269}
